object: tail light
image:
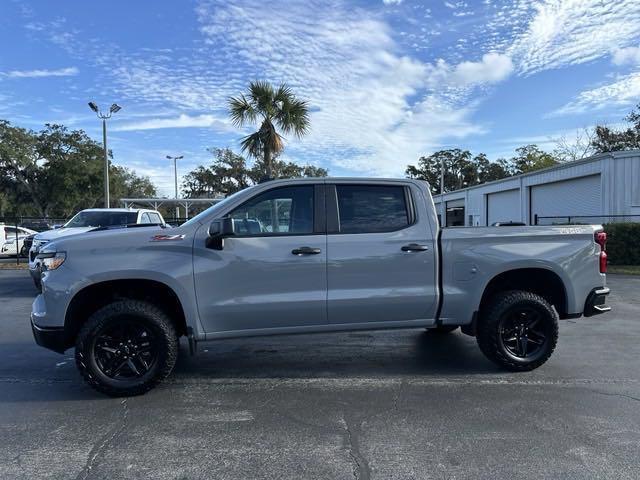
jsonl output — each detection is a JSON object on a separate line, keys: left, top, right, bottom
{"left": 595, "top": 231, "right": 607, "bottom": 273}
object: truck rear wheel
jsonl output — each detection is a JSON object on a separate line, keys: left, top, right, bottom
{"left": 75, "top": 300, "right": 178, "bottom": 397}
{"left": 477, "top": 290, "right": 558, "bottom": 371}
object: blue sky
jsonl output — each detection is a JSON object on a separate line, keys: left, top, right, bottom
{"left": 1, "top": 0, "right": 640, "bottom": 195}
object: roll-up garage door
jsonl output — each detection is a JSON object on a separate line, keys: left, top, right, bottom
{"left": 487, "top": 189, "right": 521, "bottom": 225}
{"left": 530, "top": 175, "right": 601, "bottom": 223}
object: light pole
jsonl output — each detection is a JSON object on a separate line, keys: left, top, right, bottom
{"left": 166, "top": 155, "right": 183, "bottom": 219}
{"left": 88, "top": 102, "right": 122, "bottom": 208}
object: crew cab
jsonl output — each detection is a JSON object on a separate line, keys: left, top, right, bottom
{"left": 30, "top": 178, "right": 610, "bottom": 396}
{"left": 29, "top": 208, "right": 165, "bottom": 289}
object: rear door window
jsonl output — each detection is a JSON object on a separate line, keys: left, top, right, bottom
{"left": 335, "top": 185, "right": 410, "bottom": 234}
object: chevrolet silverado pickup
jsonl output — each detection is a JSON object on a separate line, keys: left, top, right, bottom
{"left": 30, "top": 178, "right": 611, "bottom": 396}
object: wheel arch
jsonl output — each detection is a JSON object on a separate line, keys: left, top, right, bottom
{"left": 479, "top": 268, "right": 569, "bottom": 319}
{"left": 64, "top": 279, "right": 188, "bottom": 350}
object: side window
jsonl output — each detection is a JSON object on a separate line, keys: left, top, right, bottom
{"left": 149, "top": 213, "right": 162, "bottom": 224}
{"left": 336, "top": 185, "right": 410, "bottom": 234}
{"left": 4, "top": 227, "right": 16, "bottom": 239}
{"left": 140, "top": 213, "right": 151, "bottom": 224}
{"left": 228, "top": 186, "right": 314, "bottom": 236}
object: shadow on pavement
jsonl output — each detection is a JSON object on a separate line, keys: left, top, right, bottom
{"left": 173, "top": 329, "right": 501, "bottom": 379}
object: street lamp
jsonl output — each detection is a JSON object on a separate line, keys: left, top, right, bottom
{"left": 88, "top": 102, "right": 122, "bottom": 208}
{"left": 166, "top": 155, "right": 184, "bottom": 219}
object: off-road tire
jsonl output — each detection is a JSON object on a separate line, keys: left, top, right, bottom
{"left": 477, "top": 290, "right": 558, "bottom": 371}
{"left": 75, "top": 300, "right": 178, "bottom": 397}
{"left": 426, "top": 325, "right": 459, "bottom": 334}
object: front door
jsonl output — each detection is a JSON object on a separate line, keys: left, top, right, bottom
{"left": 326, "top": 183, "right": 438, "bottom": 325}
{"left": 193, "top": 184, "right": 327, "bottom": 334}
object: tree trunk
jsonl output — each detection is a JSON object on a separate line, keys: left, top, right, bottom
{"left": 263, "top": 147, "right": 279, "bottom": 232}
{"left": 264, "top": 148, "right": 272, "bottom": 179}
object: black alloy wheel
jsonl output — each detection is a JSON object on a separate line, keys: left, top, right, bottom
{"left": 75, "top": 300, "right": 178, "bottom": 397}
{"left": 476, "top": 290, "right": 559, "bottom": 371}
{"left": 93, "top": 320, "right": 158, "bottom": 380}
{"left": 498, "top": 306, "right": 549, "bottom": 361}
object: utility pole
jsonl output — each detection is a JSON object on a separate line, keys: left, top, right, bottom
{"left": 88, "top": 102, "right": 122, "bottom": 208}
{"left": 166, "top": 155, "right": 184, "bottom": 219}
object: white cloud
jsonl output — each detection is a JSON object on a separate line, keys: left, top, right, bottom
{"left": 612, "top": 45, "right": 640, "bottom": 67}
{"left": 421, "top": 53, "right": 513, "bottom": 91}
{"left": 452, "top": 53, "right": 513, "bottom": 85}
{"left": 187, "top": 0, "right": 497, "bottom": 175}
{"left": 3, "top": 67, "right": 78, "bottom": 78}
{"left": 550, "top": 72, "right": 640, "bottom": 116}
{"left": 507, "top": 0, "right": 640, "bottom": 74}
{"left": 113, "top": 113, "right": 233, "bottom": 132}
{"left": 382, "top": 0, "right": 402, "bottom": 4}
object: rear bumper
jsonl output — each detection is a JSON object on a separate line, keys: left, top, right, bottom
{"left": 31, "top": 317, "right": 67, "bottom": 354}
{"left": 584, "top": 287, "right": 611, "bottom": 317}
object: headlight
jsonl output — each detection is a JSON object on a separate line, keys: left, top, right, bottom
{"left": 38, "top": 252, "right": 66, "bottom": 271}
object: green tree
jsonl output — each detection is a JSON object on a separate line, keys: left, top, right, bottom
{"left": 510, "top": 144, "right": 558, "bottom": 173}
{"left": 0, "top": 120, "right": 156, "bottom": 217}
{"left": 182, "top": 148, "right": 327, "bottom": 199}
{"left": 406, "top": 149, "right": 478, "bottom": 194}
{"left": 406, "top": 145, "right": 557, "bottom": 193}
{"left": 474, "top": 153, "right": 513, "bottom": 183}
{"left": 228, "top": 81, "right": 310, "bottom": 179}
{"left": 248, "top": 156, "right": 327, "bottom": 184}
{"left": 182, "top": 148, "right": 251, "bottom": 198}
{"left": 591, "top": 104, "right": 640, "bottom": 153}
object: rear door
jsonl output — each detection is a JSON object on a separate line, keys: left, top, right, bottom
{"left": 326, "top": 182, "right": 438, "bottom": 325}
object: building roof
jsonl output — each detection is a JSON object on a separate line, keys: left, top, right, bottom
{"left": 432, "top": 149, "right": 640, "bottom": 201}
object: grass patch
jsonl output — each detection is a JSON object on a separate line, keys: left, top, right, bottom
{"left": 608, "top": 265, "right": 640, "bottom": 275}
{"left": 0, "top": 262, "right": 28, "bottom": 270}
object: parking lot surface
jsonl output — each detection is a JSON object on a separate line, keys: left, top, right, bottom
{"left": 0, "top": 270, "right": 639, "bottom": 479}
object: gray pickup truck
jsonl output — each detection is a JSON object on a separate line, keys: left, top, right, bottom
{"left": 31, "top": 178, "right": 610, "bottom": 396}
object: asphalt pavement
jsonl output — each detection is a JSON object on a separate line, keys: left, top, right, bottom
{"left": 0, "top": 269, "right": 639, "bottom": 479}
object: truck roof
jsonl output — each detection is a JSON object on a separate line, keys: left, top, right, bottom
{"left": 79, "top": 208, "right": 160, "bottom": 213}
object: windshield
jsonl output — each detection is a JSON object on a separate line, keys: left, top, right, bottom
{"left": 182, "top": 186, "right": 257, "bottom": 227}
{"left": 64, "top": 211, "right": 139, "bottom": 228}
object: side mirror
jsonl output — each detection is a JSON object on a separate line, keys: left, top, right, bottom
{"left": 207, "top": 218, "right": 234, "bottom": 250}
{"left": 208, "top": 218, "right": 234, "bottom": 237}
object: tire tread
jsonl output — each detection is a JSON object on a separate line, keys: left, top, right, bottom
{"left": 75, "top": 300, "right": 178, "bottom": 397}
{"left": 476, "top": 290, "right": 559, "bottom": 371}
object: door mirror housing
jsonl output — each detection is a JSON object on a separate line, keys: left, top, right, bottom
{"left": 207, "top": 218, "right": 234, "bottom": 250}
{"left": 208, "top": 218, "right": 234, "bottom": 237}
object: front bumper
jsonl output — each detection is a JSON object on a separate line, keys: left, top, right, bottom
{"left": 584, "top": 287, "right": 611, "bottom": 317}
{"left": 31, "top": 317, "right": 66, "bottom": 353}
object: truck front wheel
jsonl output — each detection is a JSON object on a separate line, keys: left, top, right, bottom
{"left": 75, "top": 300, "right": 179, "bottom": 397}
{"left": 477, "top": 291, "right": 558, "bottom": 371}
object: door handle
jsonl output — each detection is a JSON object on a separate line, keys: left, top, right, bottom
{"left": 401, "top": 243, "right": 429, "bottom": 252}
{"left": 292, "top": 246, "right": 322, "bottom": 255}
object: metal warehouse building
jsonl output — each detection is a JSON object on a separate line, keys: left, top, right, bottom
{"left": 432, "top": 150, "right": 640, "bottom": 227}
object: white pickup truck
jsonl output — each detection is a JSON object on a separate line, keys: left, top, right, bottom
{"left": 29, "top": 208, "right": 165, "bottom": 288}
{"left": 0, "top": 223, "right": 37, "bottom": 257}
{"left": 30, "top": 178, "right": 610, "bottom": 397}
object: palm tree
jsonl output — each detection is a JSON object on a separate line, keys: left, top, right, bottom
{"left": 228, "top": 81, "right": 310, "bottom": 179}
